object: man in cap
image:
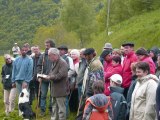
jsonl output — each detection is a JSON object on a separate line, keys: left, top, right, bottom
{"left": 57, "top": 45, "right": 74, "bottom": 117}
{"left": 57, "top": 45, "right": 75, "bottom": 85}
{"left": 121, "top": 42, "right": 137, "bottom": 98}
{"left": 100, "top": 43, "right": 112, "bottom": 65}
{"left": 109, "top": 74, "right": 127, "bottom": 120}
{"left": 136, "top": 47, "right": 155, "bottom": 74}
{"left": 12, "top": 43, "right": 20, "bottom": 58}
{"left": 76, "top": 48, "right": 104, "bottom": 120}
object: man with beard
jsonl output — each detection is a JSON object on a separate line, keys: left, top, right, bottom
{"left": 37, "top": 39, "right": 55, "bottom": 116}
{"left": 76, "top": 48, "right": 104, "bottom": 120}
{"left": 12, "top": 46, "right": 33, "bottom": 95}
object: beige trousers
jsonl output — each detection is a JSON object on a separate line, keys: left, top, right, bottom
{"left": 4, "top": 88, "right": 17, "bottom": 114}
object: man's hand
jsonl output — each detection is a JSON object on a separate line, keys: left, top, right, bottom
{"left": 12, "top": 83, "right": 16, "bottom": 88}
{"left": 22, "top": 81, "right": 28, "bottom": 89}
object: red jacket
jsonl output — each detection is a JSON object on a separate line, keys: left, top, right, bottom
{"left": 140, "top": 56, "right": 156, "bottom": 74}
{"left": 104, "top": 61, "right": 122, "bottom": 95}
{"left": 122, "top": 51, "right": 137, "bottom": 88}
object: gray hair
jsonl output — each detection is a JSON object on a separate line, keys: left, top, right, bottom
{"left": 4, "top": 54, "right": 11, "bottom": 59}
{"left": 48, "top": 48, "right": 60, "bottom": 55}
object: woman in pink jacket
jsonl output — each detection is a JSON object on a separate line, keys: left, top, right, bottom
{"left": 136, "top": 47, "right": 156, "bottom": 74}
{"left": 101, "top": 49, "right": 122, "bottom": 95}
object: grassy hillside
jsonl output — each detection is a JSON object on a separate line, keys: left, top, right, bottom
{"left": 89, "top": 9, "right": 160, "bottom": 54}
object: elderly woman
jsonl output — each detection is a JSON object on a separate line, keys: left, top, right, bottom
{"left": 1, "top": 54, "right": 16, "bottom": 115}
{"left": 69, "top": 49, "right": 80, "bottom": 112}
{"left": 130, "top": 62, "right": 158, "bottom": 120}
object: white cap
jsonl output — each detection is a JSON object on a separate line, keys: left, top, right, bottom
{"left": 14, "top": 43, "right": 17, "bottom": 45}
{"left": 110, "top": 74, "right": 122, "bottom": 85}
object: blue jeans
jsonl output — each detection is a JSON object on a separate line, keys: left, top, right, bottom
{"left": 40, "top": 81, "right": 52, "bottom": 112}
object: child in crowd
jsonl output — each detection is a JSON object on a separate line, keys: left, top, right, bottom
{"left": 83, "top": 80, "right": 113, "bottom": 120}
{"left": 109, "top": 74, "right": 127, "bottom": 120}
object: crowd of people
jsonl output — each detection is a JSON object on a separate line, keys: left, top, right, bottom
{"left": 1, "top": 39, "right": 160, "bottom": 120}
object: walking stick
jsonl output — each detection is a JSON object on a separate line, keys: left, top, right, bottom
{"left": 77, "top": 95, "right": 83, "bottom": 116}
{"left": 36, "top": 78, "right": 42, "bottom": 119}
{"left": 36, "top": 55, "right": 45, "bottom": 119}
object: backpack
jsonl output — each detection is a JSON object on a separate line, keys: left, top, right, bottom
{"left": 85, "top": 96, "right": 113, "bottom": 120}
{"left": 110, "top": 93, "right": 128, "bottom": 120}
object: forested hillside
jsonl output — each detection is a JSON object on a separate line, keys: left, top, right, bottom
{"left": 0, "top": 0, "right": 60, "bottom": 49}
{"left": 0, "top": 0, "right": 160, "bottom": 50}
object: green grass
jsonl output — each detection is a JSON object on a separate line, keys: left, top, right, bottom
{"left": 0, "top": 56, "right": 76, "bottom": 120}
{"left": 89, "top": 9, "right": 160, "bottom": 54}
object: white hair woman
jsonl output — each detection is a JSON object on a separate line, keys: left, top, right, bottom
{"left": 70, "top": 49, "right": 80, "bottom": 74}
{"left": 69, "top": 49, "right": 80, "bottom": 112}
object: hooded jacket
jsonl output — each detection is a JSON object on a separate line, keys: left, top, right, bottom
{"left": 110, "top": 86, "right": 127, "bottom": 120}
{"left": 130, "top": 74, "right": 158, "bottom": 120}
{"left": 140, "top": 56, "right": 156, "bottom": 74}
{"left": 83, "top": 94, "right": 112, "bottom": 120}
{"left": 85, "top": 58, "right": 104, "bottom": 97}
{"left": 104, "top": 63, "right": 122, "bottom": 96}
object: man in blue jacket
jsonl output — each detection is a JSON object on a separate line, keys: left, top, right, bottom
{"left": 12, "top": 46, "right": 33, "bottom": 95}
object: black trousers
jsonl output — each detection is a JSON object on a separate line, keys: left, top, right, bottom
{"left": 69, "top": 88, "right": 79, "bottom": 112}
{"left": 29, "top": 80, "right": 39, "bottom": 105}
{"left": 123, "top": 87, "right": 129, "bottom": 99}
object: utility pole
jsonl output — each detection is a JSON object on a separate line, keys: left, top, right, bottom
{"left": 106, "top": 0, "right": 111, "bottom": 36}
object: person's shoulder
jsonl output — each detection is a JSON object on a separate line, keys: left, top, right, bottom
{"left": 60, "top": 58, "right": 68, "bottom": 65}
{"left": 14, "top": 56, "right": 21, "bottom": 61}
{"left": 92, "top": 58, "right": 102, "bottom": 65}
{"left": 2, "top": 64, "right": 6, "bottom": 68}
{"left": 26, "top": 56, "right": 33, "bottom": 60}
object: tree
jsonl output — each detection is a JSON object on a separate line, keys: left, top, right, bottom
{"left": 33, "top": 23, "right": 80, "bottom": 49}
{"left": 61, "top": 0, "right": 96, "bottom": 47}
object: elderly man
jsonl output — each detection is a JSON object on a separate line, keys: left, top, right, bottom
{"left": 121, "top": 42, "right": 137, "bottom": 98}
{"left": 41, "top": 48, "right": 68, "bottom": 120}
